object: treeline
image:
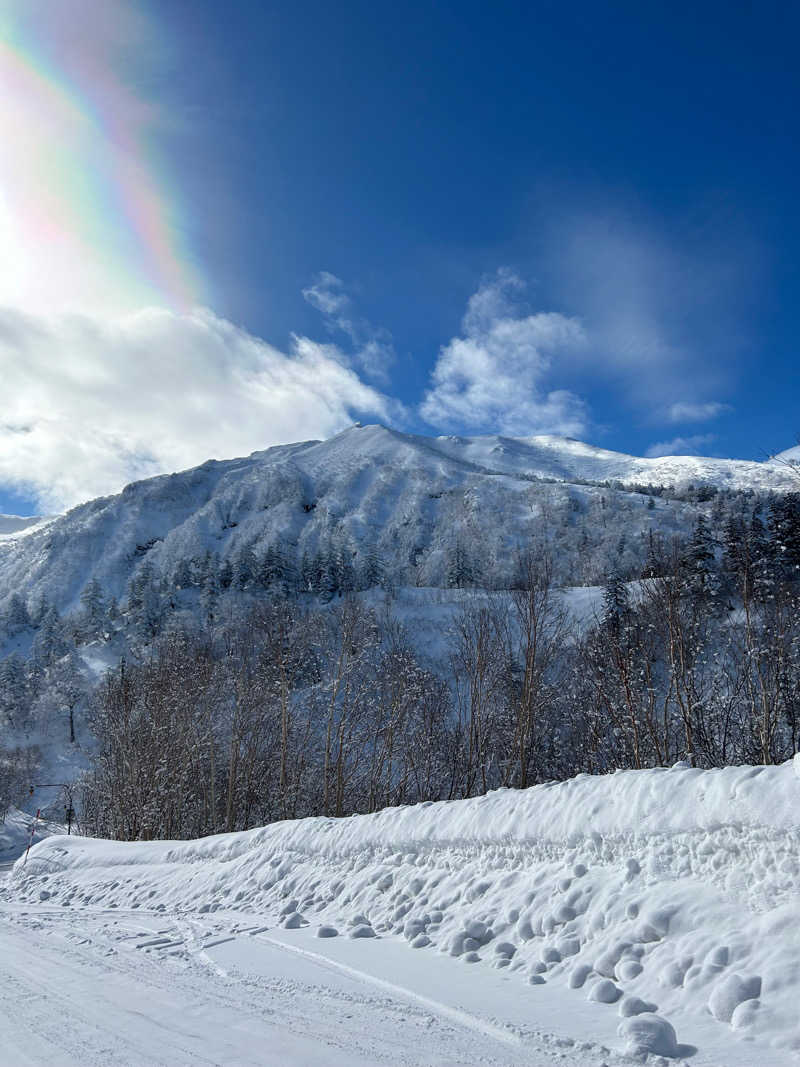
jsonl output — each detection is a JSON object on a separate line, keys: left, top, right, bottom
{"left": 3, "top": 492, "right": 800, "bottom": 831}
{"left": 80, "top": 530, "right": 800, "bottom": 841}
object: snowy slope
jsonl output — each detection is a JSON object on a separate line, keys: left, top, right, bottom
{"left": 12, "top": 760, "right": 800, "bottom": 1064}
{"left": 430, "top": 432, "right": 800, "bottom": 490}
{"left": 0, "top": 513, "right": 53, "bottom": 539}
{"left": 0, "top": 425, "right": 795, "bottom": 617}
{"left": 773, "top": 444, "right": 800, "bottom": 466}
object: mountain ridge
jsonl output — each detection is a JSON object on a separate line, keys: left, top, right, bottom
{"left": 0, "top": 425, "right": 797, "bottom": 621}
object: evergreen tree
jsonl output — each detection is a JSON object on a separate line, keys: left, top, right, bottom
{"left": 749, "top": 509, "right": 773, "bottom": 601}
{"left": 602, "top": 572, "right": 629, "bottom": 631}
{"left": 769, "top": 494, "right": 800, "bottom": 580}
{"left": 173, "top": 559, "right": 193, "bottom": 590}
{"left": 446, "top": 541, "right": 474, "bottom": 589}
{"left": 682, "top": 514, "right": 719, "bottom": 601}
{"left": 2, "top": 593, "right": 31, "bottom": 636}
{"left": 136, "top": 578, "right": 164, "bottom": 642}
{"left": 317, "top": 545, "right": 339, "bottom": 602}
{"left": 29, "top": 595, "right": 50, "bottom": 628}
{"left": 333, "top": 536, "right": 356, "bottom": 595}
{"left": 721, "top": 514, "right": 746, "bottom": 598}
{"left": 0, "top": 653, "right": 27, "bottom": 728}
{"left": 299, "top": 550, "right": 315, "bottom": 594}
{"left": 33, "top": 607, "right": 69, "bottom": 665}
{"left": 218, "top": 557, "right": 234, "bottom": 590}
{"left": 79, "top": 579, "right": 106, "bottom": 640}
{"left": 361, "top": 545, "right": 384, "bottom": 589}
{"left": 200, "top": 570, "right": 219, "bottom": 623}
{"left": 232, "top": 543, "right": 257, "bottom": 590}
{"left": 259, "top": 544, "right": 279, "bottom": 589}
{"left": 641, "top": 530, "right": 664, "bottom": 579}
{"left": 277, "top": 543, "right": 297, "bottom": 595}
{"left": 127, "top": 560, "right": 156, "bottom": 614}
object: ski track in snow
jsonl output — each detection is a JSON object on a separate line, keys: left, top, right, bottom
{"left": 0, "top": 889, "right": 630, "bottom": 1067}
{"left": 6, "top": 760, "right": 800, "bottom": 1065}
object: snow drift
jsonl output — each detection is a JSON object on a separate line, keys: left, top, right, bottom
{"left": 13, "top": 760, "right": 800, "bottom": 1060}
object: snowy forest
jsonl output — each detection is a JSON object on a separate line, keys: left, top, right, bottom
{"left": 1, "top": 478, "right": 799, "bottom": 839}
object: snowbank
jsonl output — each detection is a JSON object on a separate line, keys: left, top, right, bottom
{"left": 12, "top": 761, "right": 800, "bottom": 1060}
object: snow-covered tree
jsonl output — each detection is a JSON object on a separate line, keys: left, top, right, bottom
{"left": 2, "top": 593, "right": 30, "bottom": 637}
{"left": 602, "top": 572, "right": 629, "bottom": 631}
{"left": 78, "top": 579, "right": 106, "bottom": 641}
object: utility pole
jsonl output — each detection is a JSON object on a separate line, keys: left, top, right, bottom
{"left": 33, "top": 783, "right": 77, "bottom": 835}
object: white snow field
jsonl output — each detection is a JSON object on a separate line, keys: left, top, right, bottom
{"left": 5, "top": 761, "right": 800, "bottom": 1066}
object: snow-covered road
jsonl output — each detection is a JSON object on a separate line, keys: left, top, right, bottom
{"left": 6, "top": 760, "right": 800, "bottom": 1065}
{"left": 0, "top": 889, "right": 623, "bottom": 1066}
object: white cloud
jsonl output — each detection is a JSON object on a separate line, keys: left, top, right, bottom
{"left": 0, "top": 306, "right": 397, "bottom": 511}
{"left": 420, "top": 270, "right": 588, "bottom": 437}
{"left": 666, "top": 401, "right": 733, "bottom": 423}
{"left": 302, "top": 271, "right": 350, "bottom": 316}
{"left": 645, "top": 434, "right": 717, "bottom": 458}
{"left": 303, "top": 272, "right": 394, "bottom": 382}
{"left": 545, "top": 207, "right": 754, "bottom": 412}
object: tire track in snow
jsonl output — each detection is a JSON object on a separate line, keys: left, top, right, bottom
{"left": 254, "top": 931, "right": 523, "bottom": 1049}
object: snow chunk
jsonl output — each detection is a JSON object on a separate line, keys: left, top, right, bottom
{"left": 618, "top": 1013, "right": 679, "bottom": 1058}
{"left": 588, "top": 978, "right": 622, "bottom": 1003}
{"left": 348, "top": 923, "right": 376, "bottom": 939}
{"left": 708, "top": 973, "right": 762, "bottom": 1024}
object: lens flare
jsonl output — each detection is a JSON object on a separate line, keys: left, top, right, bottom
{"left": 0, "top": 5, "right": 202, "bottom": 314}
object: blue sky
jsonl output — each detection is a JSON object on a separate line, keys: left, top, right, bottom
{"left": 1, "top": 0, "right": 798, "bottom": 514}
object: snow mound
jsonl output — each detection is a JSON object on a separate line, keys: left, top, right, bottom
{"left": 12, "top": 760, "right": 800, "bottom": 1060}
{"left": 617, "top": 1012, "right": 681, "bottom": 1058}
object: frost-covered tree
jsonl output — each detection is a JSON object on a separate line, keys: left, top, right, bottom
{"left": 361, "top": 545, "right": 384, "bottom": 590}
{"left": 78, "top": 579, "right": 106, "bottom": 641}
{"left": 602, "top": 572, "right": 629, "bottom": 631}
{"left": 218, "top": 557, "right": 234, "bottom": 590}
{"left": 682, "top": 514, "right": 719, "bottom": 602}
{"left": 172, "top": 558, "right": 193, "bottom": 590}
{"left": 2, "top": 593, "right": 31, "bottom": 637}
{"left": 233, "top": 543, "right": 258, "bottom": 590}
{"left": 33, "top": 607, "right": 69, "bottom": 666}
{"left": 769, "top": 493, "right": 800, "bottom": 580}
{"left": 446, "top": 541, "right": 475, "bottom": 589}
{"left": 0, "top": 653, "right": 29, "bottom": 729}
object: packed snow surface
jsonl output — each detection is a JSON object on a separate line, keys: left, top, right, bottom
{"left": 10, "top": 761, "right": 800, "bottom": 1064}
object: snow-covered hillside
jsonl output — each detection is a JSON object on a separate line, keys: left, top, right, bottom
{"left": 773, "top": 444, "right": 800, "bottom": 466}
{"left": 0, "top": 425, "right": 795, "bottom": 617}
{"left": 431, "top": 431, "right": 800, "bottom": 491}
{"left": 11, "top": 760, "right": 800, "bottom": 1064}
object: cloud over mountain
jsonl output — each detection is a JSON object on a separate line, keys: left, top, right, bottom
{"left": 0, "top": 305, "right": 395, "bottom": 511}
{"left": 420, "top": 270, "right": 588, "bottom": 437}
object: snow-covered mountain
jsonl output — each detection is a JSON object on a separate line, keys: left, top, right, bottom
{"left": 0, "top": 514, "right": 50, "bottom": 538}
{"left": 427, "top": 431, "right": 800, "bottom": 490}
{"left": 0, "top": 425, "right": 796, "bottom": 618}
{"left": 773, "top": 444, "right": 800, "bottom": 465}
